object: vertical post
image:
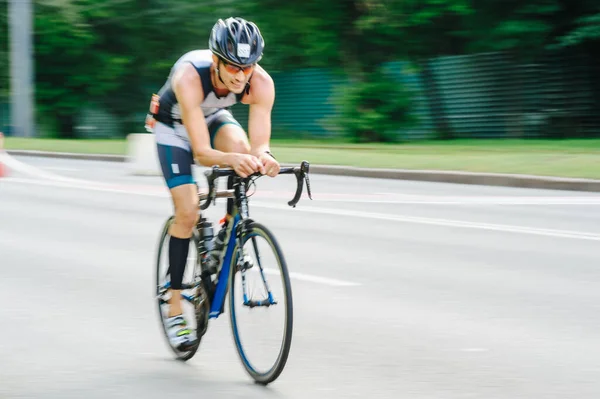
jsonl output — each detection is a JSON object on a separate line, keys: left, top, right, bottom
{"left": 9, "top": 0, "right": 34, "bottom": 137}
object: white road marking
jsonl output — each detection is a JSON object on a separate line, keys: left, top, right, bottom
{"left": 4, "top": 151, "right": 600, "bottom": 206}
{"left": 5, "top": 176, "right": 600, "bottom": 206}
{"left": 3, "top": 151, "right": 600, "bottom": 243}
{"left": 3, "top": 152, "right": 600, "bottom": 205}
{"left": 309, "top": 196, "right": 600, "bottom": 205}
{"left": 43, "top": 167, "right": 79, "bottom": 172}
{"left": 238, "top": 266, "right": 360, "bottom": 287}
{"left": 189, "top": 253, "right": 360, "bottom": 287}
{"left": 0, "top": 152, "right": 89, "bottom": 184}
{"left": 178, "top": 230, "right": 360, "bottom": 286}
{"left": 255, "top": 202, "right": 600, "bottom": 242}
{"left": 2, "top": 177, "right": 171, "bottom": 198}
{"left": 262, "top": 268, "right": 360, "bottom": 287}
{"left": 4, "top": 176, "right": 600, "bottom": 242}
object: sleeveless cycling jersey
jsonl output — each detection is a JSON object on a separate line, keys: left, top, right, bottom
{"left": 153, "top": 49, "right": 247, "bottom": 127}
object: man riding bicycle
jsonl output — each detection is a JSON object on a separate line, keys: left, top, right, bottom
{"left": 146, "top": 17, "right": 280, "bottom": 351}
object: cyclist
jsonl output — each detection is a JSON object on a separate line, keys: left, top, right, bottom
{"left": 146, "top": 17, "right": 280, "bottom": 351}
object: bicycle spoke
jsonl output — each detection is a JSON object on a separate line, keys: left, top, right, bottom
{"left": 251, "top": 237, "right": 276, "bottom": 305}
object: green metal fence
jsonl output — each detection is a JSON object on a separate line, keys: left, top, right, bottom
{"left": 230, "top": 49, "right": 600, "bottom": 141}
{"left": 2, "top": 49, "right": 599, "bottom": 140}
{"left": 230, "top": 68, "right": 349, "bottom": 138}
{"left": 430, "top": 50, "right": 600, "bottom": 139}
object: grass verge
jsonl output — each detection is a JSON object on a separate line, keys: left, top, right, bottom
{"left": 3, "top": 137, "right": 600, "bottom": 179}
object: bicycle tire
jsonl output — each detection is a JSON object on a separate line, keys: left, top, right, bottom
{"left": 155, "top": 216, "right": 204, "bottom": 361}
{"left": 228, "top": 222, "right": 294, "bottom": 385}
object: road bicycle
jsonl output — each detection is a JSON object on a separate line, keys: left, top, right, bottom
{"left": 155, "top": 161, "right": 312, "bottom": 385}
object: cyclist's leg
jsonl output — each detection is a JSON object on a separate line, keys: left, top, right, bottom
{"left": 165, "top": 182, "right": 197, "bottom": 317}
{"left": 210, "top": 109, "right": 250, "bottom": 154}
{"left": 207, "top": 110, "right": 249, "bottom": 254}
{"left": 155, "top": 122, "right": 199, "bottom": 347}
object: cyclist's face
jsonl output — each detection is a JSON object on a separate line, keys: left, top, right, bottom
{"left": 217, "top": 59, "right": 254, "bottom": 93}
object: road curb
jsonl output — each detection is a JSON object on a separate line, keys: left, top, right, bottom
{"left": 6, "top": 150, "right": 127, "bottom": 163}
{"left": 310, "top": 165, "right": 600, "bottom": 192}
{"left": 6, "top": 149, "right": 600, "bottom": 193}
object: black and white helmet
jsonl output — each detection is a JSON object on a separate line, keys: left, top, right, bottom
{"left": 208, "top": 17, "right": 264, "bottom": 66}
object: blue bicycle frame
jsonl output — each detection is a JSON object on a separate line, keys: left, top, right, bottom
{"left": 208, "top": 213, "right": 241, "bottom": 318}
{"left": 180, "top": 161, "right": 311, "bottom": 319}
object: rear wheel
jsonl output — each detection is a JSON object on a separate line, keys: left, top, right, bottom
{"left": 228, "top": 222, "right": 293, "bottom": 385}
{"left": 155, "top": 216, "right": 209, "bottom": 361}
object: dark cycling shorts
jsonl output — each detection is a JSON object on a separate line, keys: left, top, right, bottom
{"left": 154, "top": 109, "right": 242, "bottom": 189}
{"left": 156, "top": 144, "right": 195, "bottom": 189}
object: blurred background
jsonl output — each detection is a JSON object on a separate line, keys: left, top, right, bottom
{"left": 2, "top": 0, "right": 600, "bottom": 143}
{"left": 3, "top": 3, "right": 600, "bottom": 398}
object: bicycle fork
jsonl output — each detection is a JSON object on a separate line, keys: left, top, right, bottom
{"left": 236, "top": 235, "right": 277, "bottom": 308}
{"left": 234, "top": 183, "right": 277, "bottom": 308}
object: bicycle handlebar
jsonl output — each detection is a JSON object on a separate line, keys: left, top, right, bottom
{"left": 199, "top": 160, "right": 313, "bottom": 210}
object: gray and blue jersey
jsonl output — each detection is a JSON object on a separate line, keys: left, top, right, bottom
{"left": 151, "top": 49, "right": 245, "bottom": 151}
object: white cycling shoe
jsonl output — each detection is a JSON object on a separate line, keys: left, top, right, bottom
{"left": 165, "top": 314, "right": 197, "bottom": 351}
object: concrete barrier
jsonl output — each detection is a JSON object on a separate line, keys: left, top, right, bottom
{"left": 126, "top": 133, "right": 161, "bottom": 176}
{"left": 0, "top": 132, "right": 7, "bottom": 177}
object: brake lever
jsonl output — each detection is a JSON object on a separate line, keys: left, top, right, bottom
{"left": 301, "top": 161, "right": 313, "bottom": 200}
{"left": 287, "top": 161, "right": 312, "bottom": 208}
{"left": 288, "top": 170, "right": 303, "bottom": 208}
{"left": 200, "top": 166, "right": 219, "bottom": 210}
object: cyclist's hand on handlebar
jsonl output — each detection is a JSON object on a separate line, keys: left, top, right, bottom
{"left": 229, "top": 153, "right": 265, "bottom": 178}
{"left": 259, "top": 152, "right": 280, "bottom": 177}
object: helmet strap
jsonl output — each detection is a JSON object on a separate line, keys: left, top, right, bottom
{"left": 244, "top": 72, "right": 254, "bottom": 95}
{"left": 212, "top": 60, "right": 229, "bottom": 98}
{"left": 216, "top": 64, "right": 227, "bottom": 86}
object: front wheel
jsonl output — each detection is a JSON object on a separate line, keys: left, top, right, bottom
{"left": 228, "top": 222, "right": 294, "bottom": 385}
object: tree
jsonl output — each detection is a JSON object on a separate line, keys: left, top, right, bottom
{"left": 32, "top": 0, "right": 225, "bottom": 137}
{"left": 3, "top": 0, "right": 598, "bottom": 139}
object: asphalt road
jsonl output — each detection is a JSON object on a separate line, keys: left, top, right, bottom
{"left": 1, "top": 155, "right": 600, "bottom": 399}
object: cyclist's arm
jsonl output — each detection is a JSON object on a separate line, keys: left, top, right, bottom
{"left": 247, "top": 69, "right": 275, "bottom": 158}
{"left": 172, "top": 63, "right": 233, "bottom": 167}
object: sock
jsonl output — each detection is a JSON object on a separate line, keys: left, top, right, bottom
{"left": 169, "top": 236, "right": 190, "bottom": 290}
